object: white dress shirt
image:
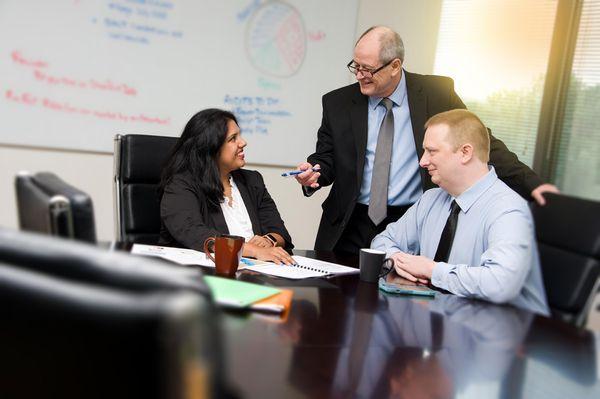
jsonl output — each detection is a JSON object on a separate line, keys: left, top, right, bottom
{"left": 220, "top": 176, "right": 254, "bottom": 241}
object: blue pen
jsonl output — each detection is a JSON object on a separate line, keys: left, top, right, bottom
{"left": 281, "top": 167, "right": 321, "bottom": 177}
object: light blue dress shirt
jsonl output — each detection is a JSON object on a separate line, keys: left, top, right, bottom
{"left": 357, "top": 70, "right": 423, "bottom": 206}
{"left": 371, "top": 167, "right": 549, "bottom": 316}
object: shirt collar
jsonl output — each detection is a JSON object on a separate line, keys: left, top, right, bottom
{"left": 368, "top": 69, "right": 406, "bottom": 110}
{"left": 454, "top": 166, "right": 498, "bottom": 213}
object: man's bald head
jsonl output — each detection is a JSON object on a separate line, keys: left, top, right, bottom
{"left": 356, "top": 26, "right": 405, "bottom": 63}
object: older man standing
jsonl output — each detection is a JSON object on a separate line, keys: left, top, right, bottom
{"left": 295, "top": 25, "right": 558, "bottom": 255}
{"left": 372, "top": 109, "right": 549, "bottom": 315}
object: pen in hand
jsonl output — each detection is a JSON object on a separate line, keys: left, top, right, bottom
{"left": 281, "top": 167, "right": 321, "bottom": 177}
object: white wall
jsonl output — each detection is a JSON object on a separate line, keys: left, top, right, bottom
{"left": 356, "top": 0, "right": 442, "bottom": 74}
{"left": 0, "top": 146, "right": 115, "bottom": 240}
{"left": 0, "top": 0, "right": 442, "bottom": 249}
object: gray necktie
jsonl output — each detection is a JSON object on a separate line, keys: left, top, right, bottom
{"left": 368, "top": 98, "right": 394, "bottom": 225}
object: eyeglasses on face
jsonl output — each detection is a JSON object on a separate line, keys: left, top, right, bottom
{"left": 346, "top": 58, "right": 395, "bottom": 78}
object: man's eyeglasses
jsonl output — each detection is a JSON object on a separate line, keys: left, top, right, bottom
{"left": 347, "top": 59, "right": 394, "bottom": 78}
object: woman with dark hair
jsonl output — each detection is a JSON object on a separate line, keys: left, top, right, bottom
{"left": 159, "top": 108, "right": 294, "bottom": 264}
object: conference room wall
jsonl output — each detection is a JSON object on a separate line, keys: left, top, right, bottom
{"left": 0, "top": 0, "right": 442, "bottom": 248}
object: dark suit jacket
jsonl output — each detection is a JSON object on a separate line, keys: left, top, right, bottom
{"left": 159, "top": 169, "right": 293, "bottom": 251}
{"left": 307, "top": 70, "right": 543, "bottom": 250}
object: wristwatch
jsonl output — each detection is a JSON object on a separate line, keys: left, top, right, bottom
{"left": 263, "top": 233, "right": 277, "bottom": 247}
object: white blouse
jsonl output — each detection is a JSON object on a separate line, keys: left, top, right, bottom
{"left": 220, "top": 176, "right": 254, "bottom": 241}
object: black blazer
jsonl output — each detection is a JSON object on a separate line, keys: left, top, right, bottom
{"left": 306, "top": 70, "right": 543, "bottom": 250}
{"left": 159, "top": 169, "right": 293, "bottom": 251}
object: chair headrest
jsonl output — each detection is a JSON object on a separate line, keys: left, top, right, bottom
{"left": 531, "top": 193, "right": 600, "bottom": 258}
{"left": 0, "top": 228, "right": 210, "bottom": 297}
{"left": 119, "top": 134, "right": 178, "bottom": 183}
{"left": 15, "top": 172, "right": 97, "bottom": 243}
{"left": 30, "top": 172, "right": 90, "bottom": 202}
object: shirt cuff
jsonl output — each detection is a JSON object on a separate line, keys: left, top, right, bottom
{"left": 431, "top": 262, "right": 454, "bottom": 290}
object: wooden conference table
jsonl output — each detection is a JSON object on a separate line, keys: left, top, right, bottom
{"left": 200, "top": 250, "right": 600, "bottom": 399}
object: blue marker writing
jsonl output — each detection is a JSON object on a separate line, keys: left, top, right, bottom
{"left": 281, "top": 167, "right": 321, "bottom": 177}
{"left": 240, "top": 258, "right": 257, "bottom": 266}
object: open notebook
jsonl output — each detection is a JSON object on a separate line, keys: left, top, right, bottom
{"left": 243, "top": 255, "right": 358, "bottom": 280}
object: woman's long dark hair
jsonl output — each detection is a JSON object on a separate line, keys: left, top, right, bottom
{"left": 159, "top": 108, "right": 238, "bottom": 208}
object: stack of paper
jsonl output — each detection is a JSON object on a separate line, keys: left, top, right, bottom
{"left": 131, "top": 244, "right": 215, "bottom": 266}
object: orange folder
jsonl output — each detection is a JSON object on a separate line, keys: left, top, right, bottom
{"left": 251, "top": 289, "right": 293, "bottom": 320}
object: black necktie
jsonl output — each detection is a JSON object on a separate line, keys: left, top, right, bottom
{"left": 434, "top": 200, "right": 461, "bottom": 262}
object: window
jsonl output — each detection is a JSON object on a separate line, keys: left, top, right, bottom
{"left": 552, "top": 0, "right": 600, "bottom": 200}
{"left": 433, "top": 0, "right": 558, "bottom": 167}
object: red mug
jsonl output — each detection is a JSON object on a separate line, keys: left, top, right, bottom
{"left": 203, "top": 234, "right": 245, "bottom": 277}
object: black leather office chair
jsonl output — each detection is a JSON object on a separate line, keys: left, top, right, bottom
{"left": 114, "top": 134, "right": 177, "bottom": 244}
{"left": 0, "top": 228, "right": 224, "bottom": 398}
{"left": 0, "top": 263, "right": 214, "bottom": 399}
{"left": 531, "top": 193, "right": 600, "bottom": 327}
{"left": 15, "top": 171, "right": 97, "bottom": 243}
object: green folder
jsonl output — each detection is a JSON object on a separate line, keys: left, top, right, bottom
{"left": 204, "top": 276, "right": 281, "bottom": 308}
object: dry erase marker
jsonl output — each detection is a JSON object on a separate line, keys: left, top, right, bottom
{"left": 281, "top": 167, "right": 320, "bottom": 177}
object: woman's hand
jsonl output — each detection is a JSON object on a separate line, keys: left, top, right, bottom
{"left": 255, "top": 247, "right": 295, "bottom": 265}
{"left": 248, "top": 235, "right": 273, "bottom": 248}
{"left": 245, "top": 244, "right": 295, "bottom": 265}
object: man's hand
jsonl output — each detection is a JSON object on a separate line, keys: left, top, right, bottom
{"left": 390, "top": 251, "right": 435, "bottom": 283}
{"left": 531, "top": 183, "right": 560, "bottom": 206}
{"left": 294, "top": 162, "right": 320, "bottom": 189}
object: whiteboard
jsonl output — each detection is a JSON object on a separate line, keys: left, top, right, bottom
{"left": 0, "top": 0, "right": 358, "bottom": 166}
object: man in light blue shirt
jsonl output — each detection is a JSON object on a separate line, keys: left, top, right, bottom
{"left": 372, "top": 109, "right": 549, "bottom": 315}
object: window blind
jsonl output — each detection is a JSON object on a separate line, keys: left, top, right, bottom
{"left": 553, "top": 0, "right": 600, "bottom": 200}
{"left": 433, "top": 0, "right": 558, "bottom": 167}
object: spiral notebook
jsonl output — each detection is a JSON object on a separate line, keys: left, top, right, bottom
{"left": 242, "top": 255, "right": 359, "bottom": 280}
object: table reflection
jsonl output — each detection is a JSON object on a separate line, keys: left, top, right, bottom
{"left": 223, "top": 252, "right": 599, "bottom": 399}
{"left": 323, "top": 284, "right": 532, "bottom": 398}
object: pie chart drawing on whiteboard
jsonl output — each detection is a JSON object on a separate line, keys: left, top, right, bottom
{"left": 245, "top": 1, "right": 306, "bottom": 78}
